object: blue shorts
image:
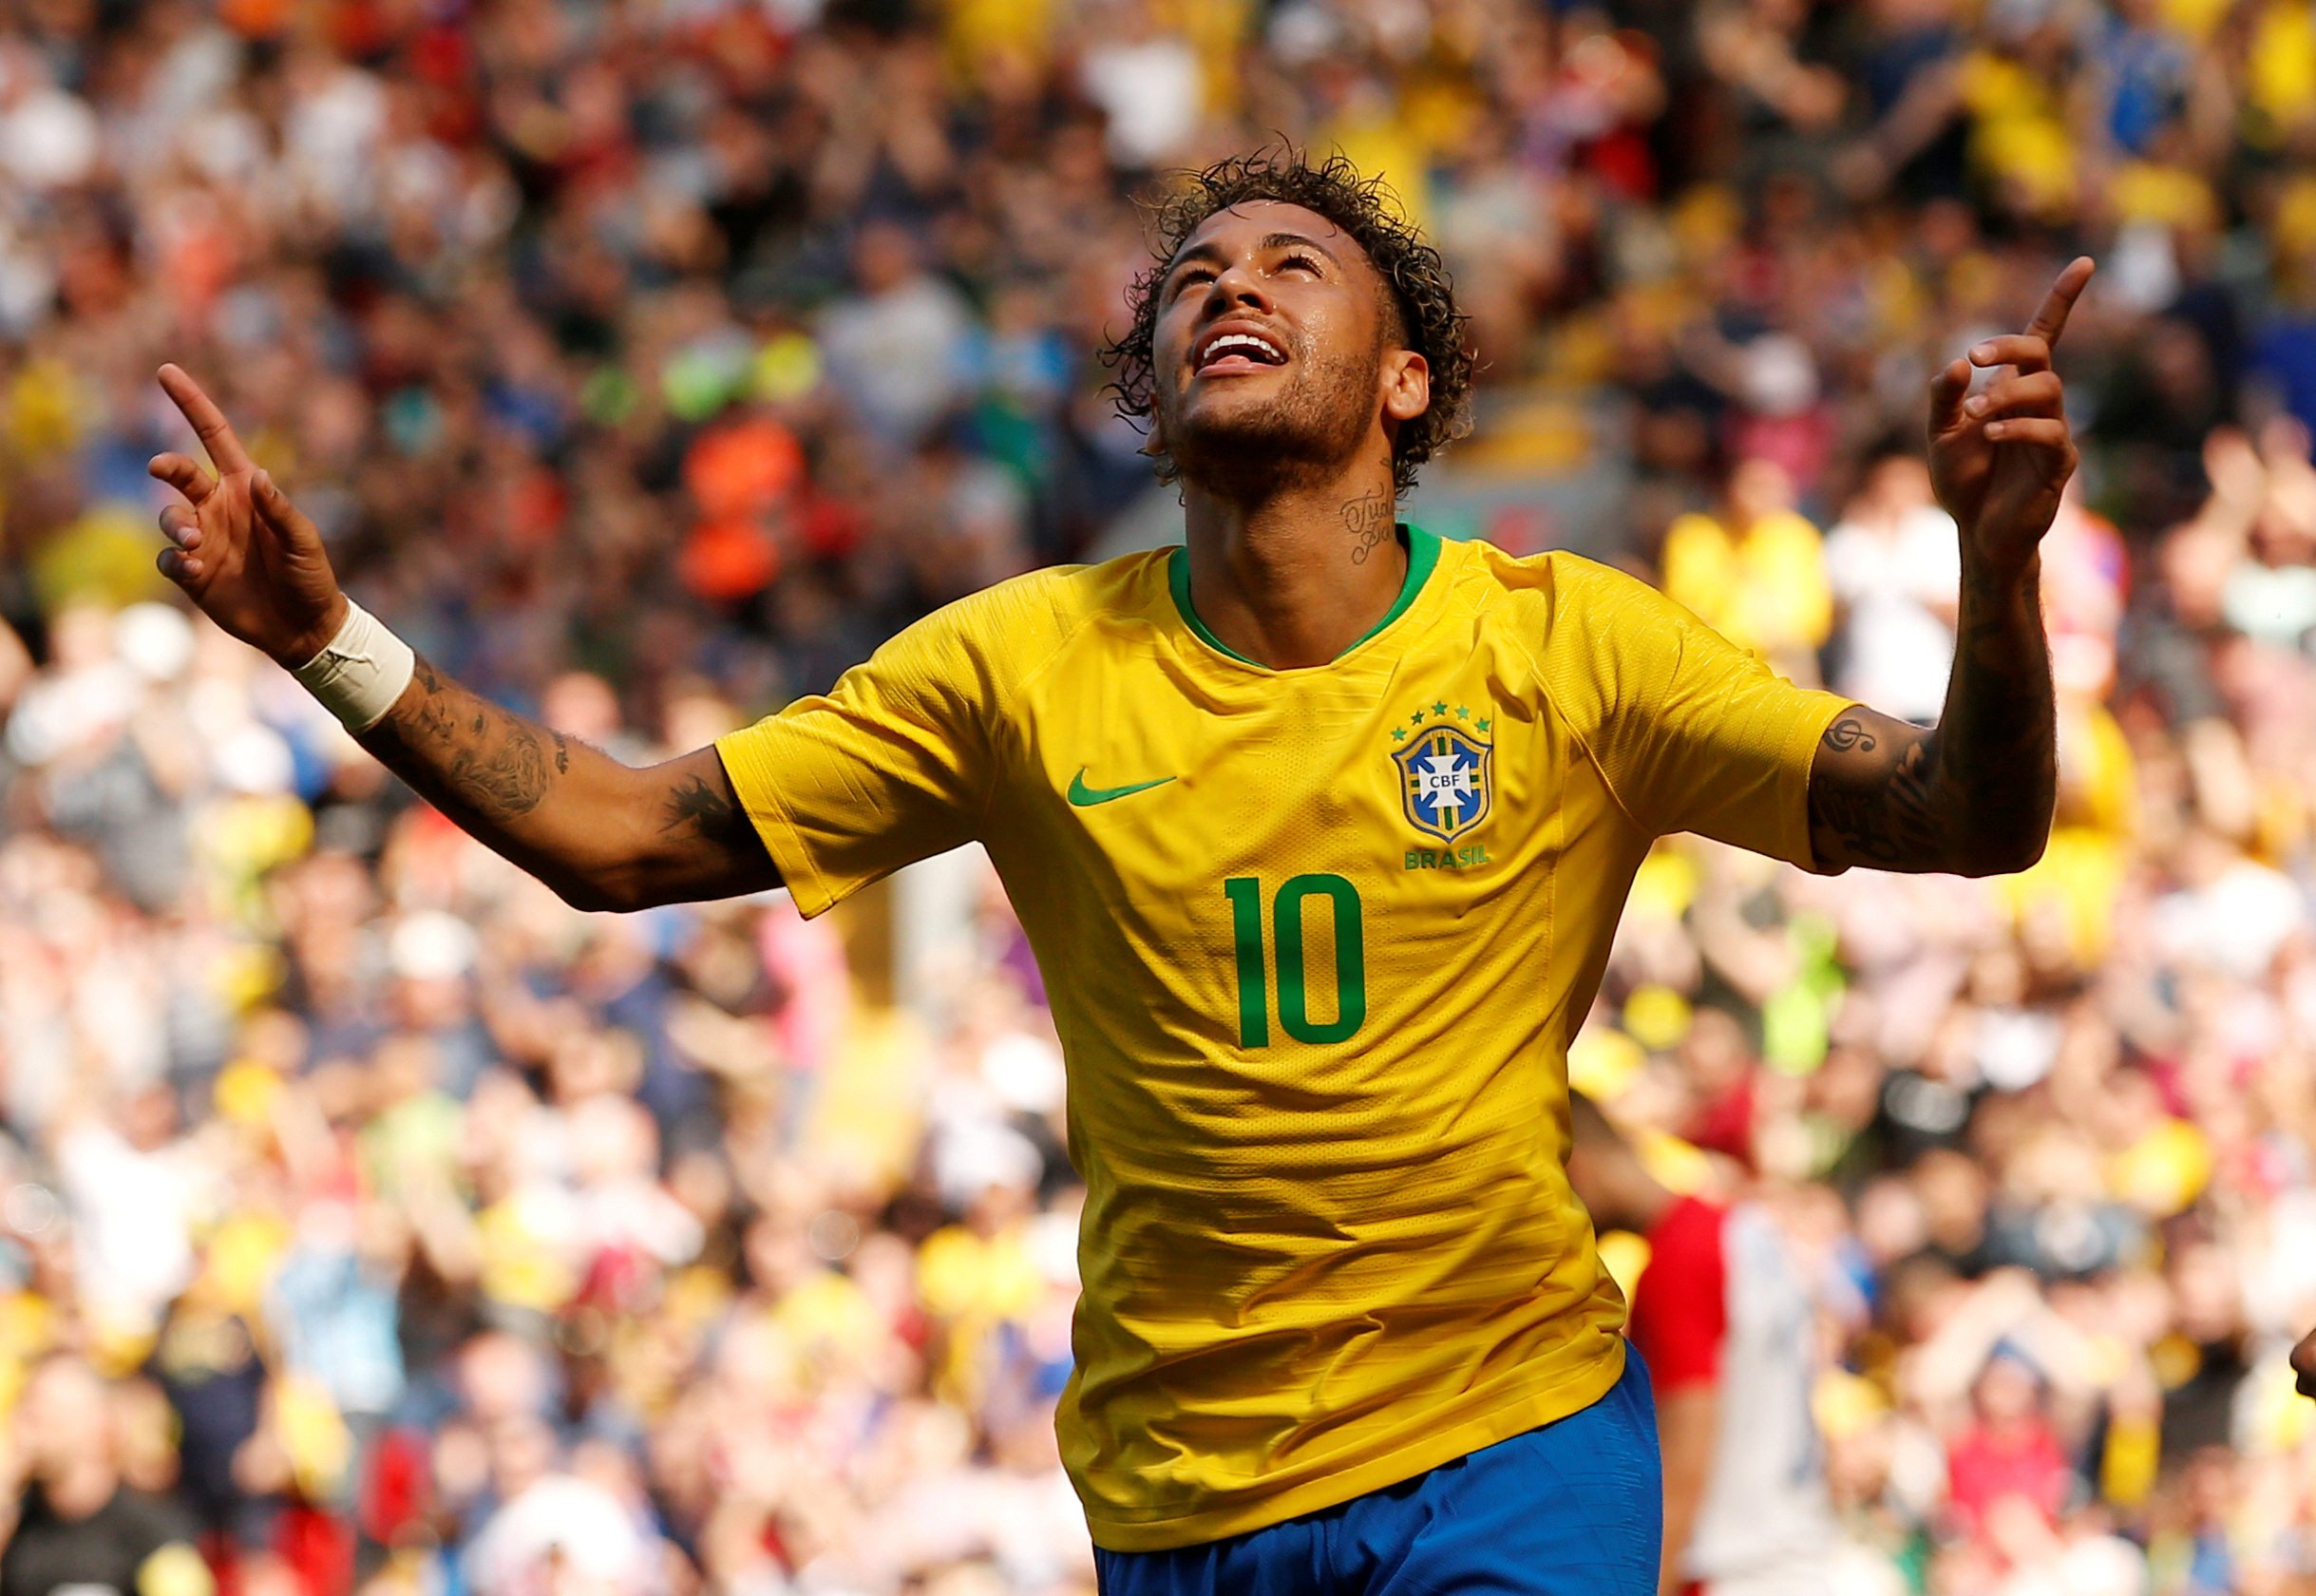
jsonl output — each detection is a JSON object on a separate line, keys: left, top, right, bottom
{"left": 1095, "top": 1346, "right": 1662, "bottom": 1596}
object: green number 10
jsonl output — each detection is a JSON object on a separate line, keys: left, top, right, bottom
{"left": 1223, "top": 874, "right": 1366, "bottom": 1046}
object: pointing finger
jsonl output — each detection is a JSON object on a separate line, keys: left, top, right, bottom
{"left": 156, "top": 364, "right": 255, "bottom": 476}
{"left": 148, "top": 451, "right": 217, "bottom": 504}
{"left": 2022, "top": 256, "right": 2096, "bottom": 351}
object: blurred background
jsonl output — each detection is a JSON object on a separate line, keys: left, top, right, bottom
{"left": 3, "top": 0, "right": 2316, "bottom": 1592}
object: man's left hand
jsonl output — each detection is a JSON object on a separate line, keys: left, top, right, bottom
{"left": 1927, "top": 257, "right": 2095, "bottom": 572}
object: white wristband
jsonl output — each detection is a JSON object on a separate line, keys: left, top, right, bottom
{"left": 293, "top": 600, "right": 416, "bottom": 734}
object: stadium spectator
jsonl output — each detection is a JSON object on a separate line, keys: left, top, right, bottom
{"left": 0, "top": 1356, "right": 213, "bottom": 1596}
{"left": 1568, "top": 1092, "right": 1870, "bottom": 1596}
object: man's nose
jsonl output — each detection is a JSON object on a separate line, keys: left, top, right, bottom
{"left": 1207, "top": 259, "right": 1271, "bottom": 313}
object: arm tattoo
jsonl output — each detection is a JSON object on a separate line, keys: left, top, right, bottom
{"left": 1940, "top": 560, "right": 2056, "bottom": 857}
{"left": 1820, "top": 715, "right": 1878, "bottom": 753}
{"left": 1806, "top": 557, "right": 2055, "bottom": 875}
{"left": 657, "top": 771, "right": 761, "bottom": 868}
{"left": 1809, "top": 722, "right": 1941, "bottom": 867}
{"left": 448, "top": 729, "right": 550, "bottom": 817}
{"left": 405, "top": 660, "right": 460, "bottom": 745}
{"left": 1342, "top": 490, "right": 1394, "bottom": 565}
{"left": 349, "top": 654, "right": 774, "bottom": 907}
{"left": 363, "top": 653, "right": 559, "bottom": 823}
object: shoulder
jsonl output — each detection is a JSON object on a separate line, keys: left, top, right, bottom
{"left": 874, "top": 552, "right": 1170, "bottom": 685}
{"left": 1443, "top": 544, "right": 1725, "bottom": 740}
{"left": 935, "top": 553, "right": 1165, "bottom": 639}
{"left": 1453, "top": 542, "right": 1700, "bottom": 660}
{"left": 1448, "top": 540, "right": 1659, "bottom": 614}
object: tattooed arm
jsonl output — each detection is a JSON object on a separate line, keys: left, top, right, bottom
{"left": 145, "top": 364, "right": 776, "bottom": 913}
{"left": 1805, "top": 560, "right": 2054, "bottom": 874}
{"left": 1806, "top": 258, "right": 2092, "bottom": 876}
{"left": 357, "top": 660, "right": 778, "bottom": 911}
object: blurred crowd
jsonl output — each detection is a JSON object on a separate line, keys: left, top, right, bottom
{"left": 5, "top": 0, "right": 2316, "bottom": 1593}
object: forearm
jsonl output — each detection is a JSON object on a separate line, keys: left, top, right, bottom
{"left": 1807, "top": 559, "right": 2054, "bottom": 875}
{"left": 1928, "top": 554, "right": 2056, "bottom": 872}
{"left": 1811, "top": 258, "right": 2086, "bottom": 876}
{"left": 356, "top": 656, "right": 631, "bottom": 904}
{"left": 356, "top": 656, "right": 772, "bottom": 910}
{"left": 139, "top": 364, "right": 779, "bottom": 910}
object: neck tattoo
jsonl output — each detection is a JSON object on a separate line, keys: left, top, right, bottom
{"left": 1343, "top": 490, "right": 1394, "bottom": 565}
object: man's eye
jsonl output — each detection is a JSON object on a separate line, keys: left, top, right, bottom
{"left": 1279, "top": 254, "right": 1322, "bottom": 276}
{"left": 1169, "top": 268, "right": 1215, "bottom": 296}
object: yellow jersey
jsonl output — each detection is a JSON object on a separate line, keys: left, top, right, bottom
{"left": 715, "top": 527, "right": 1849, "bottom": 1551}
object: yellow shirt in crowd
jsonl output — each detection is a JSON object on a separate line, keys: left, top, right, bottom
{"left": 1661, "top": 507, "right": 1833, "bottom": 661}
{"left": 716, "top": 528, "right": 1849, "bottom": 1550}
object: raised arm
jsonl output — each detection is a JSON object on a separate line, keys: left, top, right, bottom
{"left": 1806, "top": 258, "right": 2094, "bottom": 877}
{"left": 148, "top": 365, "right": 777, "bottom": 912}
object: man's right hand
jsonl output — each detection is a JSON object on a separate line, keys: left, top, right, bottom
{"left": 145, "top": 361, "right": 778, "bottom": 911}
{"left": 151, "top": 364, "right": 348, "bottom": 668}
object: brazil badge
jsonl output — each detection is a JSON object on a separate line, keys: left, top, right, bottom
{"left": 1390, "top": 703, "right": 1492, "bottom": 845}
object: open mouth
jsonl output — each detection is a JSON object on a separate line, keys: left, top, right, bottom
{"left": 1194, "top": 328, "right": 1288, "bottom": 375}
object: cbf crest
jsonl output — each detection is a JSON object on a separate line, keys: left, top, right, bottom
{"left": 1389, "top": 702, "right": 1493, "bottom": 845}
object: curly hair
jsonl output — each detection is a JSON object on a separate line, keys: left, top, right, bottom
{"left": 1100, "top": 148, "right": 1475, "bottom": 501}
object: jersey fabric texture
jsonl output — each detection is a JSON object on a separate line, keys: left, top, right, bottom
{"left": 1092, "top": 1345, "right": 1661, "bottom": 1596}
{"left": 715, "top": 527, "right": 1851, "bottom": 1551}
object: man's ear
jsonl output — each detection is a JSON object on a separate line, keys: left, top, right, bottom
{"left": 1382, "top": 350, "right": 1431, "bottom": 426}
{"left": 1143, "top": 411, "right": 1169, "bottom": 460}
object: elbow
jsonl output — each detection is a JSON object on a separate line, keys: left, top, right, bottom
{"left": 2011, "top": 826, "right": 2052, "bottom": 874}
{"left": 543, "top": 865, "right": 644, "bottom": 915}
{"left": 1958, "top": 823, "right": 2050, "bottom": 878}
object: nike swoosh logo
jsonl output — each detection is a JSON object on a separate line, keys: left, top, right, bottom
{"left": 1068, "top": 769, "right": 1177, "bottom": 807}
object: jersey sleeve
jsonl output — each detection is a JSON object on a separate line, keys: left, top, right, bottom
{"left": 714, "top": 590, "right": 1017, "bottom": 918}
{"left": 1562, "top": 560, "right": 1851, "bottom": 869}
{"left": 1628, "top": 1195, "right": 1730, "bottom": 1395}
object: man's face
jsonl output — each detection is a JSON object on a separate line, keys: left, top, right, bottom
{"left": 1149, "top": 199, "right": 1426, "bottom": 487}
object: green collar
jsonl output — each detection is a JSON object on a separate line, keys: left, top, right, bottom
{"left": 1167, "top": 524, "right": 1441, "bottom": 669}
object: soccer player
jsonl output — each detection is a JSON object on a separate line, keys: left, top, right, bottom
{"left": 149, "top": 152, "right": 2088, "bottom": 1595}
{"left": 1566, "top": 1093, "right": 1857, "bottom": 1596}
